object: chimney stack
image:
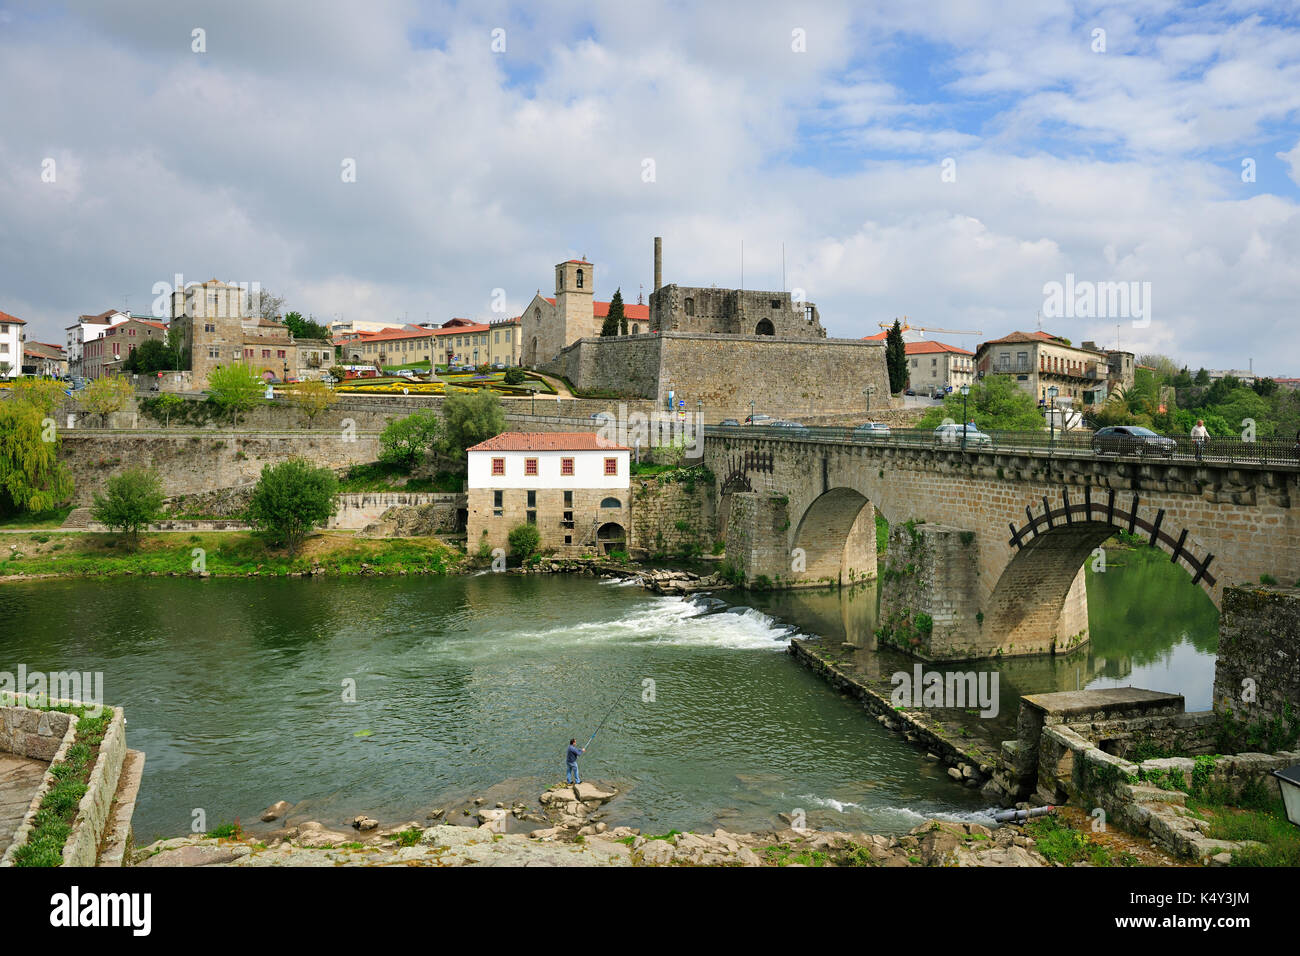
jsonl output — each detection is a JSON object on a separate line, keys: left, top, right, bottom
{"left": 653, "top": 236, "right": 662, "bottom": 292}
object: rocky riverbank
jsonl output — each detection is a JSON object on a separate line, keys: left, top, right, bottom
{"left": 132, "top": 782, "right": 1059, "bottom": 868}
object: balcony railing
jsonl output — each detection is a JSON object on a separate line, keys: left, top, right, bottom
{"left": 990, "top": 361, "right": 1032, "bottom": 374}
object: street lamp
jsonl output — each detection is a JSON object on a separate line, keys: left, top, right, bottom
{"left": 750, "top": 399, "right": 755, "bottom": 426}
{"left": 862, "top": 384, "right": 876, "bottom": 413}
{"left": 960, "top": 384, "right": 970, "bottom": 450}
{"left": 1047, "top": 385, "right": 1059, "bottom": 445}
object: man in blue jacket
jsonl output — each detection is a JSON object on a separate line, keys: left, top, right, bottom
{"left": 566, "top": 738, "right": 585, "bottom": 785}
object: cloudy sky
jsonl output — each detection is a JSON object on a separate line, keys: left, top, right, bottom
{"left": 2, "top": 0, "right": 1299, "bottom": 374}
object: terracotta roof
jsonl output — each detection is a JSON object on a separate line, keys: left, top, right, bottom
{"left": 564, "top": 259, "right": 592, "bottom": 265}
{"left": 468, "top": 432, "right": 631, "bottom": 452}
{"left": 0, "top": 310, "right": 26, "bottom": 325}
{"left": 905, "top": 340, "right": 972, "bottom": 356}
{"left": 77, "top": 309, "right": 126, "bottom": 323}
{"left": 981, "top": 330, "right": 1062, "bottom": 346}
{"left": 540, "top": 297, "right": 650, "bottom": 320}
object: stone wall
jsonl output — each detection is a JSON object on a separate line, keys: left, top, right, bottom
{"left": 552, "top": 333, "right": 894, "bottom": 422}
{"left": 877, "top": 523, "right": 981, "bottom": 659}
{"left": 328, "top": 492, "right": 464, "bottom": 532}
{"left": 1213, "top": 585, "right": 1300, "bottom": 732}
{"left": 629, "top": 476, "right": 717, "bottom": 556}
{"left": 59, "top": 432, "right": 382, "bottom": 502}
{"left": 468, "top": 487, "right": 629, "bottom": 557}
{"left": 0, "top": 704, "right": 72, "bottom": 762}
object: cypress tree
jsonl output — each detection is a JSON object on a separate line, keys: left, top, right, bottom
{"left": 885, "top": 319, "right": 908, "bottom": 393}
{"left": 602, "top": 288, "right": 626, "bottom": 337}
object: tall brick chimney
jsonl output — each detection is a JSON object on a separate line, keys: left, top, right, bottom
{"left": 653, "top": 236, "right": 662, "bottom": 292}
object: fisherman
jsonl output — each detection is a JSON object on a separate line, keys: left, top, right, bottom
{"left": 565, "top": 738, "right": 585, "bottom": 785}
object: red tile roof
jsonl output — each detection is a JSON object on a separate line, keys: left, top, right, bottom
{"left": 541, "top": 297, "right": 650, "bottom": 320}
{"left": 0, "top": 310, "right": 26, "bottom": 325}
{"left": 905, "top": 340, "right": 972, "bottom": 356}
{"left": 468, "top": 432, "right": 631, "bottom": 452}
{"left": 981, "top": 330, "right": 1062, "bottom": 345}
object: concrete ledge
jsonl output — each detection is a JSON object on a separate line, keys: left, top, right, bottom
{"left": 97, "top": 749, "right": 146, "bottom": 868}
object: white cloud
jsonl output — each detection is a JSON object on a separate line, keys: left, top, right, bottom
{"left": 1, "top": 0, "right": 1299, "bottom": 376}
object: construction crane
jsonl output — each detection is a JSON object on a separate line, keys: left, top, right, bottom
{"left": 876, "top": 316, "right": 983, "bottom": 337}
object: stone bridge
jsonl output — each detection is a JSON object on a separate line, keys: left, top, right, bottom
{"left": 704, "top": 432, "right": 1300, "bottom": 660}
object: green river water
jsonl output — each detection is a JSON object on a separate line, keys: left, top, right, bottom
{"left": 0, "top": 543, "right": 1216, "bottom": 843}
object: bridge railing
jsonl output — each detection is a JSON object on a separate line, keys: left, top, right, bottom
{"left": 703, "top": 424, "right": 1300, "bottom": 465}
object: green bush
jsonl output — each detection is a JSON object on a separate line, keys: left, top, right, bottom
{"left": 507, "top": 523, "right": 540, "bottom": 559}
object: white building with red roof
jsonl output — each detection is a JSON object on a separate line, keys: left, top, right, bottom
{"left": 0, "top": 309, "right": 26, "bottom": 379}
{"left": 466, "top": 432, "right": 631, "bottom": 555}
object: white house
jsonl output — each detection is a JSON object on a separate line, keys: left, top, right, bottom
{"left": 466, "top": 432, "right": 631, "bottom": 555}
{"left": 0, "top": 310, "right": 26, "bottom": 379}
{"left": 65, "top": 309, "right": 129, "bottom": 378}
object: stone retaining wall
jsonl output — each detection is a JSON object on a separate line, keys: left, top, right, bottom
{"left": 630, "top": 477, "right": 717, "bottom": 556}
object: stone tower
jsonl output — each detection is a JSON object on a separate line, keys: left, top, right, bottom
{"left": 555, "top": 258, "right": 596, "bottom": 341}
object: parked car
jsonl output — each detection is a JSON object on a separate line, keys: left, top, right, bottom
{"left": 771, "top": 419, "right": 811, "bottom": 437}
{"left": 852, "top": 421, "right": 891, "bottom": 439}
{"left": 491, "top": 362, "right": 507, "bottom": 371}
{"left": 934, "top": 423, "right": 992, "bottom": 447}
{"left": 719, "top": 418, "right": 742, "bottom": 427}
{"left": 904, "top": 387, "right": 916, "bottom": 396}
{"left": 1091, "top": 425, "right": 1176, "bottom": 458}
{"left": 744, "top": 413, "right": 775, "bottom": 426}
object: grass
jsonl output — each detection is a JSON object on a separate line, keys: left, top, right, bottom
{"left": 13, "top": 703, "right": 112, "bottom": 867}
{"left": 0, "top": 506, "right": 75, "bottom": 529}
{"left": 336, "top": 461, "right": 462, "bottom": 493}
{"left": 1186, "top": 786, "right": 1300, "bottom": 866}
{"left": 394, "top": 827, "right": 423, "bottom": 847}
{"left": 0, "top": 530, "right": 461, "bottom": 578}
{"left": 205, "top": 821, "right": 243, "bottom": 840}
{"left": 1025, "top": 814, "right": 1137, "bottom": 867}
{"left": 762, "top": 843, "right": 829, "bottom": 867}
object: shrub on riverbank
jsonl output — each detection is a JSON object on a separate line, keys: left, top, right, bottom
{"left": 246, "top": 459, "right": 339, "bottom": 557}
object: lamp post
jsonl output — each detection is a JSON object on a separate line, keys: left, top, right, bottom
{"left": 750, "top": 399, "right": 755, "bottom": 426}
{"left": 1048, "top": 385, "right": 1059, "bottom": 446}
{"left": 960, "top": 384, "right": 970, "bottom": 450}
{"left": 282, "top": 361, "right": 288, "bottom": 387}
{"left": 862, "top": 384, "right": 875, "bottom": 414}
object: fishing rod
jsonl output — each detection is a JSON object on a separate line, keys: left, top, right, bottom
{"left": 581, "top": 682, "right": 635, "bottom": 756}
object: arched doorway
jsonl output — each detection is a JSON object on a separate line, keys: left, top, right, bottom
{"left": 755, "top": 319, "right": 775, "bottom": 336}
{"left": 597, "top": 522, "right": 626, "bottom": 554}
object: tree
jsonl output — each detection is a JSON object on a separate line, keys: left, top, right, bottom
{"left": 329, "top": 365, "right": 347, "bottom": 383}
{"left": 154, "top": 393, "right": 184, "bottom": 427}
{"left": 290, "top": 380, "right": 338, "bottom": 427}
{"left": 283, "top": 311, "right": 331, "bottom": 341}
{"left": 76, "top": 375, "right": 133, "bottom": 427}
{"left": 1193, "top": 368, "right": 1211, "bottom": 386}
{"left": 121, "top": 338, "right": 176, "bottom": 375}
{"left": 885, "top": 319, "right": 908, "bottom": 394}
{"left": 1137, "top": 354, "right": 1180, "bottom": 381}
{"left": 166, "top": 326, "right": 191, "bottom": 371}
{"left": 508, "top": 523, "right": 540, "bottom": 559}
{"left": 1252, "top": 377, "right": 1279, "bottom": 398}
{"left": 245, "top": 458, "right": 339, "bottom": 556}
{"left": 602, "top": 288, "right": 626, "bottom": 337}
{"left": 10, "top": 377, "right": 67, "bottom": 417}
{"left": 916, "top": 375, "right": 1045, "bottom": 431}
{"left": 379, "top": 410, "right": 442, "bottom": 467}
{"left": 248, "top": 288, "right": 286, "bottom": 322}
{"left": 207, "top": 364, "right": 264, "bottom": 426}
{"left": 90, "top": 468, "right": 163, "bottom": 544}
{"left": 442, "top": 389, "right": 506, "bottom": 457}
{"left": 503, "top": 367, "right": 526, "bottom": 385}
{"left": 0, "top": 401, "right": 73, "bottom": 516}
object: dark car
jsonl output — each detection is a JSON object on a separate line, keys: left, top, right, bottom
{"left": 1092, "top": 425, "right": 1176, "bottom": 458}
{"left": 770, "top": 419, "right": 811, "bottom": 437}
{"left": 904, "top": 387, "right": 916, "bottom": 396}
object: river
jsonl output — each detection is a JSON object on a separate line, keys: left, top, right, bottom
{"left": 0, "top": 542, "right": 1216, "bottom": 843}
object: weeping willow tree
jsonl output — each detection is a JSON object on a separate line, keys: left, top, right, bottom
{"left": 0, "top": 400, "right": 74, "bottom": 515}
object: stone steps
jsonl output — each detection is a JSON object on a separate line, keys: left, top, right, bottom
{"left": 60, "top": 507, "right": 93, "bottom": 529}
{"left": 1121, "top": 783, "right": 1187, "bottom": 805}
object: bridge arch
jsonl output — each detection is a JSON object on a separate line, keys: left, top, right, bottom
{"left": 790, "top": 487, "right": 878, "bottom": 586}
